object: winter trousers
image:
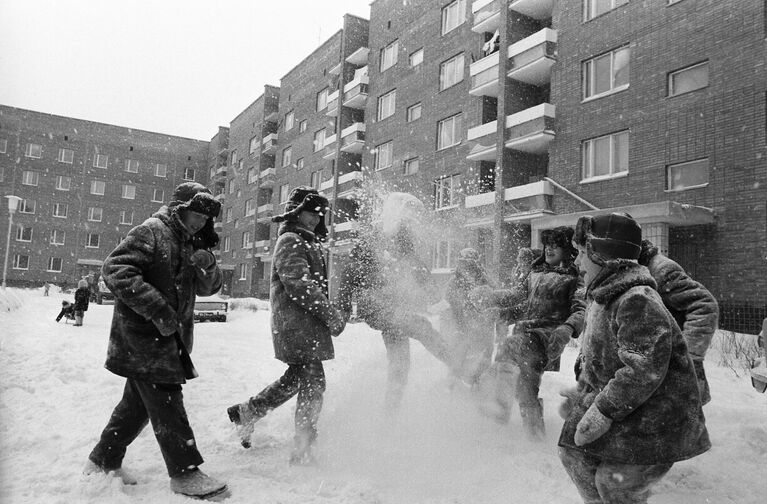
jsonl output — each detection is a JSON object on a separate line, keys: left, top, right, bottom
{"left": 74, "top": 310, "right": 84, "bottom": 326}
{"left": 248, "top": 361, "right": 326, "bottom": 450}
{"left": 559, "top": 446, "right": 673, "bottom": 504}
{"left": 507, "top": 327, "right": 556, "bottom": 437}
{"left": 89, "top": 378, "right": 203, "bottom": 477}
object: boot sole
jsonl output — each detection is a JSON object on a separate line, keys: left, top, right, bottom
{"left": 226, "top": 405, "right": 240, "bottom": 424}
{"left": 175, "top": 485, "right": 230, "bottom": 501}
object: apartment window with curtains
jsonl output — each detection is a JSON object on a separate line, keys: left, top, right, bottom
{"left": 317, "top": 88, "right": 329, "bottom": 111}
{"left": 583, "top": 46, "right": 630, "bottom": 100}
{"left": 668, "top": 61, "right": 709, "bottom": 97}
{"left": 583, "top": 0, "right": 628, "bottom": 21}
{"left": 15, "top": 225, "right": 32, "bottom": 242}
{"left": 239, "top": 263, "right": 248, "bottom": 281}
{"left": 441, "top": 0, "right": 466, "bottom": 35}
{"left": 434, "top": 174, "right": 461, "bottom": 209}
{"left": 284, "top": 111, "right": 295, "bottom": 131}
{"left": 377, "top": 90, "right": 396, "bottom": 121}
{"left": 437, "top": 113, "right": 462, "bottom": 150}
{"left": 93, "top": 153, "right": 108, "bottom": 168}
{"left": 155, "top": 163, "right": 167, "bottom": 177}
{"left": 124, "top": 159, "right": 139, "bottom": 173}
{"left": 22, "top": 170, "right": 39, "bottom": 186}
{"left": 13, "top": 254, "right": 30, "bottom": 270}
{"left": 380, "top": 40, "right": 398, "bottom": 72}
{"left": 55, "top": 175, "right": 71, "bottom": 191}
{"left": 91, "top": 179, "right": 105, "bottom": 195}
{"left": 25, "top": 143, "right": 42, "bottom": 158}
{"left": 581, "top": 130, "right": 629, "bottom": 180}
{"left": 58, "top": 148, "right": 74, "bottom": 164}
{"left": 47, "top": 257, "right": 63, "bottom": 272}
{"left": 50, "top": 229, "right": 65, "bottom": 245}
{"left": 374, "top": 141, "right": 393, "bottom": 170}
{"left": 439, "top": 53, "right": 464, "bottom": 90}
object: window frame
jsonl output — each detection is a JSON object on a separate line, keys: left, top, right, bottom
{"left": 124, "top": 158, "right": 139, "bottom": 173}
{"left": 581, "top": 129, "right": 630, "bottom": 182}
{"left": 409, "top": 48, "right": 424, "bottom": 67}
{"left": 93, "top": 153, "right": 108, "bottom": 169}
{"left": 121, "top": 184, "right": 136, "bottom": 200}
{"left": 380, "top": 40, "right": 399, "bottom": 72}
{"left": 87, "top": 206, "right": 103, "bottom": 222}
{"left": 119, "top": 211, "right": 133, "bottom": 225}
{"left": 12, "top": 254, "right": 30, "bottom": 270}
{"left": 25, "top": 143, "right": 42, "bottom": 159}
{"left": 58, "top": 148, "right": 74, "bottom": 164}
{"left": 15, "top": 224, "right": 32, "bottom": 242}
{"left": 407, "top": 103, "right": 422, "bottom": 122}
{"left": 55, "top": 175, "right": 71, "bottom": 191}
{"left": 47, "top": 257, "right": 63, "bottom": 273}
{"left": 0, "top": 138, "right": 7, "bottom": 153}
{"left": 86, "top": 233, "right": 100, "bottom": 249}
{"left": 668, "top": 61, "right": 709, "bottom": 97}
{"left": 439, "top": 53, "right": 465, "bottom": 91}
{"left": 21, "top": 170, "right": 39, "bottom": 186}
{"left": 284, "top": 111, "right": 295, "bottom": 131}
{"left": 316, "top": 87, "right": 329, "bottom": 111}
{"left": 313, "top": 129, "right": 326, "bottom": 152}
{"left": 441, "top": 0, "right": 466, "bottom": 35}
{"left": 377, "top": 89, "right": 397, "bottom": 121}
{"left": 404, "top": 157, "right": 419, "bottom": 176}
{"left": 583, "top": 0, "right": 629, "bottom": 22}
{"left": 665, "top": 158, "right": 710, "bottom": 192}
{"left": 152, "top": 188, "right": 165, "bottom": 203}
{"left": 223, "top": 236, "right": 231, "bottom": 252}
{"left": 582, "top": 45, "right": 630, "bottom": 101}
{"left": 155, "top": 163, "right": 167, "bottom": 177}
{"left": 374, "top": 141, "right": 394, "bottom": 171}
{"left": 52, "top": 202, "right": 69, "bottom": 219}
{"left": 433, "top": 173, "right": 462, "bottom": 210}
{"left": 90, "top": 179, "right": 106, "bottom": 196}
{"left": 183, "top": 167, "right": 195, "bottom": 181}
{"left": 279, "top": 184, "right": 290, "bottom": 204}
{"left": 437, "top": 113, "right": 463, "bottom": 150}
{"left": 19, "top": 199, "right": 36, "bottom": 214}
{"left": 282, "top": 146, "right": 293, "bottom": 167}
{"left": 50, "top": 229, "right": 66, "bottom": 245}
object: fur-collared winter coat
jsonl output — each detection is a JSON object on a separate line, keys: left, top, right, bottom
{"left": 74, "top": 287, "right": 90, "bottom": 312}
{"left": 638, "top": 243, "right": 718, "bottom": 361}
{"left": 558, "top": 261, "right": 710, "bottom": 465}
{"left": 270, "top": 222, "right": 336, "bottom": 363}
{"left": 102, "top": 206, "right": 222, "bottom": 384}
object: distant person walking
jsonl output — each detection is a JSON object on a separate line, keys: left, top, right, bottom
{"left": 73, "top": 279, "right": 90, "bottom": 326}
{"left": 43, "top": 282, "right": 50, "bottom": 296}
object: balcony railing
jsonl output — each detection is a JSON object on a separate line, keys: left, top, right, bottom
{"left": 256, "top": 204, "right": 274, "bottom": 222}
{"left": 472, "top": 0, "right": 501, "bottom": 34}
{"left": 507, "top": 28, "right": 557, "bottom": 86}
{"left": 469, "top": 52, "right": 499, "bottom": 97}
{"left": 338, "top": 170, "right": 364, "bottom": 199}
{"left": 322, "top": 134, "right": 337, "bottom": 159}
{"left": 334, "top": 220, "right": 360, "bottom": 233}
{"left": 466, "top": 120, "right": 498, "bottom": 161}
{"left": 319, "top": 178, "right": 334, "bottom": 192}
{"left": 509, "top": 0, "right": 554, "bottom": 20}
{"left": 214, "top": 165, "right": 227, "bottom": 177}
{"left": 343, "top": 66, "right": 369, "bottom": 109}
{"left": 504, "top": 103, "right": 556, "bottom": 154}
{"left": 326, "top": 90, "right": 340, "bottom": 117}
{"left": 214, "top": 193, "right": 225, "bottom": 202}
{"left": 264, "top": 110, "right": 278, "bottom": 123}
{"left": 502, "top": 180, "right": 554, "bottom": 222}
{"left": 345, "top": 47, "right": 369, "bottom": 66}
{"left": 465, "top": 191, "right": 496, "bottom": 208}
{"left": 258, "top": 167, "right": 276, "bottom": 187}
{"left": 262, "top": 133, "right": 278, "bottom": 154}
{"left": 340, "top": 123, "right": 365, "bottom": 154}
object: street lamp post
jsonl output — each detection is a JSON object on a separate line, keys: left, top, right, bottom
{"left": 2, "top": 195, "right": 22, "bottom": 290}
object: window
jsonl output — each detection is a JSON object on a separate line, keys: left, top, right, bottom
{"left": 377, "top": 90, "right": 397, "bottom": 121}
{"left": 155, "top": 163, "right": 167, "bottom": 177}
{"left": 404, "top": 157, "right": 419, "bottom": 176}
{"left": 90, "top": 179, "right": 105, "bottom": 195}
{"left": 441, "top": 0, "right": 466, "bottom": 34}
{"left": 22, "top": 170, "right": 39, "bottom": 186}
{"left": 668, "top": 61, "right": 709, "bottom": 97}
{"left": 247, "top": 167, "right": 257, "bottom": 184}
{"left": 225, "top": 207, "right": 233, "bottom": 222}
{"left": 299, "top": 120, "right": 308, "bottom": 133}
{"left": 58, "top": 148, "right": 74, "bottom": 164}
{"left": 282, "top": 147, "right": 292, "bottom": 167}
{"left": 124, "top": 159, "right": 139, "bottom": 173}
{"left": 231, "top": 151, "right": 238, "bottom": 167}
{"left": 238, "top": 263, "right": 248, "bottom": 280}
{"left": 409, "top": 48, "right": 424, "bottom": 67}
{"left": 313, "top": 129, "right": 326, "bottom": 152}
{"left": 55, "top": 175, "right": 71, "bottom": 191}
{"left": 242, "top": 231, "right": 252, "bottom": 248}
{"left": 249, "top": 136, "right": 259, "bottom": 155}
{"left": 583, "top": 46, "right": 630, "bottom": 99}
{"left": 284, "top": 111, "right": 295, "bottom": 131}
{"left": 119, "top": 211, "right": 133, "bottom": 225}
{"left": 87, "top": 207, "right": 103, "bottom": 222}
{"left": 122, "top": 184, "right": 136, "bottom": 199}
{"left": 439, "top": 53, "right": 464, "bottom": 90}
{"left": 228, "top": 179, "right": 236, "bottom": 194}
{"left": 245, "top": 199, "right": 256, "bottom": 216}
{"left": 19, "top": 199, "right": 36, "bottom": 214}
{"left": 374, "top": 141, "right": 393, "bottom": 170}
{"left": 86, "top": 233, "right": 100, "bottom": 248}
{"left": 47, "top": 257, "right": 63, "bottom": 272}
{"left": 183, "top": 167, "right": 195, "bottom": 180}
{"left": 296, "top": 158, "right": 304, "bottom": 170}
{"left": 12, "top": 254, "right": 29, "bottom": 270}
{"left": 52, "top": 202, "right": 68, "bottom": 218}
{"left": 0, "top": 166, "right": 3, "bottom": 182}
{"left": 93, "top": 153, "right": 108, "bottom": 168}
{"left": 15, "top": 225, "right": 32, "bottom": 242}
{"left": 437, "top": 113, "right": 463, "bottom": 150}
{"left": 310, "top": 171, "right": 322, "bottom": 189}
{"left": 666, "top": 158, "right": 709, "bottom": 191}
{"left": 50, "top": 229, "right": 65, "bottom": 245}
{"left": 584, "top": 0, "right": 628, "bottom": 21}
{"left": 223, "top": 236, "right": 231, "bottom": 252}
{"left": 317, "top": 88, "right": 329, "bottom": 111}
{"left": 0, "top": 139, "right": 6, "bottom": 153}
{"left": 279, "top": 184, "right": 290, "bottom": 204}
{"left": 25, "top": 143, "right": 42, "bottom": 158}
{"left": 407, "top": 103, "right": 422, "bottom": 122}
{"left": 581, "top": 130, "right": 629, "bottom": 180}
{"left": 434, "top": 174, "right": 462, "bottom": 209}
{"left": 380, "top": 40, "right": 399, "bottom": 72}
{"left": 432, "top": 241, "right": 456, "bottom": 270}
{"left": 152, "top": 188, "right": 164, "bottom": 203}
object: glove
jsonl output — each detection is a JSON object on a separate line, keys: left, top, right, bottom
{"left": 468, "top": 285, "right": 496, "bottom": 310}
{"left": 547, "top": 324, "right": 573, "bottom": 363}
{"left": 328, "top": 309, "right": 346, "bottom": 336}
{"left": 574, "top": 403, "right": 612, "bottom": 446}
{"left": 692, "top": 358, "right": 711, "bottom": 405}
{"left": 190, "top": 250, "right": 216, "bottom": 270}
{"left": 558, "top": 386, "right": 579, "bottom": 419}
{"left": 152, "top": 304, "right": 180, "bottom": 337}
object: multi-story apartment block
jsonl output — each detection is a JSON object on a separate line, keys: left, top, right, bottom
{"left": 0, "top": 105, "right": 208, "bottom": 288}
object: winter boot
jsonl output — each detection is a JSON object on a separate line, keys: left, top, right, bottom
{"left": 289, "top": 428, "right": 318, "bottom": 467}
{"left": 519, "top": 399, "right": 545, "bottom": 440}
{"left": 170, "top": 469, "right": 229, "bottom": 501}
{"left": 227, "top": 401, "right": 262, "bottom": 448}
{"left": 83, "top": 459, "right": 138, "bottom": 485}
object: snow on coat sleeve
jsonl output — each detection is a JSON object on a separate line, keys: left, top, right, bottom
{"left": 275, "top": 233, "right": 336, "bottom": 328}
{"left": 564, "top": 274, "right": 586, "bottom": 335}
{"left": 593, "top": 287, "right": 673, "bottom": 422}
{"left": 193, "top": 251, "right": 223, "bottom": 297}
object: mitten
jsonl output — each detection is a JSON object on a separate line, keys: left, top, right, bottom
{"left": 328, "top": 309, "right": 346, "bottom": 336}
{"left": 574, "top": 403, "right": 612, "bottom": 446}
{"left": 692, "top": 358, "right": 711, "bottom": 405}
{"left": 558, "top": 386, "right": 579, "bottom": 419}
{"left": 190, "top": 249, "right": 216, "bottom": 270}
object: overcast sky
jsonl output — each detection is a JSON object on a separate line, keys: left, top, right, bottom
{"left": 0, "top": 0, "right": 371, "bottom": 140}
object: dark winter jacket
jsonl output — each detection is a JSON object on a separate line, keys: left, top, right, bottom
{"left": 638, "top": 242, "right": 718, "bottom": 360}
{"left": 270, "top": 222, "right": 337, "bottom": 363}
{"left": 56, "top": 303, "right": 75, "bottom": 322}
{"left": 558, "top": 260, "right": 711, "bottom": 465}
{"left": 101, "top": 206, "right": 222, "bottom": 384}
{"left": 338, "top": 238, "right": 438, "bottom": 332}
{"left": 74, "top": 287, "right": 90, "bottom": 312}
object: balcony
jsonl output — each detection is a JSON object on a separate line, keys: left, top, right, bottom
{"left": 329, "top": 61, "right": 342, "bottom": 75}
{"left": 338, "top": 170, "right": 364, "bottom": 199}
{"left": 343, "top": 66, "right": 369, "bottom": 109}
{"left": 504, "top": 103, "right": 556, "bottom": 154}
{"left": 258, "top": 167, "right": 276, "bottom": 187}
{"left": 507, "top": 28, "right": 557, "bottom": 86}
{"left": 257, "top": 204, "right": 274, "bottom": 222}
{"left": 345, "top": 46, "right": 369, "bottom": 66}
{"left": 465, "top": 191, "right": 496, "bottom": 209}
{"left": 334, "top": 220, "right": 360, "bottom": 233}
{"left": 340, "top": 123, "right": 365, "bottom": 154}
{"left": 254, "top": 240, "right": 273, "bottom": 258}
{"left": 469, "top": 52, "right": 499, "bottom": 97}
{"left": 214, "top": 165, "right": 227, "bottom": 177}
{"left": 503, "top": 180, "right": 554, "bottom": 222}
{"left": 264, "top": 109, "right": 278, "bottom": 123}
{"left": 213, "top": 221, "right": 223, "bottom": 232}
{"left": 466, "top": 120, "right": 498, "bottom": 161}
{"left": 262, "top": 133, "right": 278, "bottom": 154}
{"left": 472, "top": 0, "right": 501, "bottom": 33}
{"left": 322, "top": 134, "right": 337, "bottom": 159}
{"left": 326, "top": 90, "right": 340, "bottom": 117}
{"left": 509, "top": 0, "right": 554, "bottom": 20}
{"left": 319, "top": 178, "right": 335, "bottom": 193}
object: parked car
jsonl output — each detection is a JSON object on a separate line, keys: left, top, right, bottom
{"left": 96, "top": 278, "right": 115, "bottom": 304}
{"left": 193, "top": 295, "right": 229, "bottom": 322}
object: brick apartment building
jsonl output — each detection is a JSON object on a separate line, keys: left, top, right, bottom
{"left": 0, "top": 105, "right": 208, "bottom": 289}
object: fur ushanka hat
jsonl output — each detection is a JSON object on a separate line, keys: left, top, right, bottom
{"left": 272, "top": 186, "right": 330, "bottom": 238}
{"left": 167, "top": 182, "right": 221, "bottom": 249}
{"left": 573, "top": 212, "right": 642, "bottom": 265}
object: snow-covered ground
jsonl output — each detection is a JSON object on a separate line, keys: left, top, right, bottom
{"left": 1, "top": 288, "right": 766, "bottom": 503}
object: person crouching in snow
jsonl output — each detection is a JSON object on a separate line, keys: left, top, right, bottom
{"left": 227, "top": 187, "right": 345, "bottom": 465}
{"left": 73, "top": 279, "right": 90, "bottom": 326}
{"left": 558, "top": 213, "right": 710, "bottom": 504}
{"left": 55, "top": 300, "right": 75, "bottom": 323}
{"left": 84, "top": 182, "right": 229, "bottom": 501}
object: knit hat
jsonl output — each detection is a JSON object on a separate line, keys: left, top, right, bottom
{"left": 272, "top": 186, "right": 330, "bottom": 238}
{"left": 167, "top": 182, "right": 221, "bottom": 249}
{"left": 78, "top": 279, "right": 88, "bottom": 289}
{"left": 540, "top": 226, "right": 577, "bottom": 262}
{"left": 574, "top": 212, "right": 642, "bottom": 263}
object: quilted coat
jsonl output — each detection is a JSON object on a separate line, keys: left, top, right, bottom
{"left": 102, "top": 206, "right": 222, "bottom": 384}
{"left": 558, "top": 260, "right": 711, "bottom": 465}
